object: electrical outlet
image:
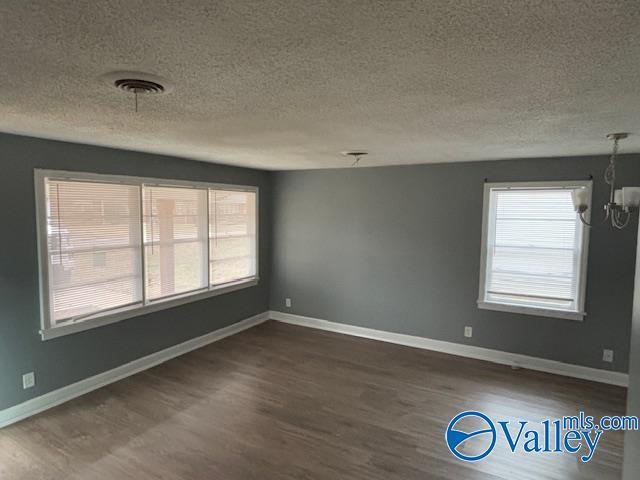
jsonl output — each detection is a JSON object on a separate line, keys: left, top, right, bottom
{"left": 285, "top": 298, "right": 292, "bottom": 308}
{"left": 603, "top": 349, "right": 614, "bottom": 363}
{"left": 22, "top": 372, "right": 35, "bottom": 389}
{"left": 464, "top": 326, "right": 473, "bottom": 338}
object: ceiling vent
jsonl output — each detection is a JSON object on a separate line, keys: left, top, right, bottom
{"left": 113, "top": 78, "right": 165, "bottom": 95}
{"left": 100, "top": 71, "right": 173, "bottom": 112}
{"left": 100, "top": 71, "right": 173, "bottom": 95}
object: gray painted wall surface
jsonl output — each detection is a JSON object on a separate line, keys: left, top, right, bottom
{"left": 0, "top": 133, "right": 271, "bottom": 410}
{"left": 271, "top": 155, "right": 640, "bottom": 372}
{"left": 623, "top": 222, "right": 640, "bottom": 479}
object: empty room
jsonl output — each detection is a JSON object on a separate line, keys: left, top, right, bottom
{"left": 2, "top": 1, "right": 640, "bottom": 479}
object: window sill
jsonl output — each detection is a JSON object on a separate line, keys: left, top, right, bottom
{"left": 477, "top": 300, "right": 585, "bottom": 321}
{"left": 40, "top": 277, "right": 259, "bottom": 341}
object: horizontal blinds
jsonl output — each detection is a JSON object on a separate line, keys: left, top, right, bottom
{"left": 45, "top": 179, "right": 143, "bottom": 324}
{"left": 486, "top": 188, "right": 581, "bottom": 310}
{"left": 142, "top": 186, "right": 208, "bottom": 301}
{"left": 209, "top": 190, "right": 257, "bottom": 286}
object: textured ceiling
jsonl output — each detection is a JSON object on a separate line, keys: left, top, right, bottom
{"left": 1, "top": 1, "right": 639, "bottom": 170}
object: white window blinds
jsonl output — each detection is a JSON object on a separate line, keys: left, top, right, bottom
{"left": 209, "top": 190, "right": 257, "bottom": 286}
{"left": 479, "top": 184, "right": 590, "bottom": 318}
{"left": 142, "top": 186, "right": 208, "bottom": 300}
{"left": 44, "top": 179, "right": 143, "bottom": 325}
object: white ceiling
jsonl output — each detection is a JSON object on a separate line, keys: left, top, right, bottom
{"left": 1, "top": 1, "right": 639, "bottom": 170}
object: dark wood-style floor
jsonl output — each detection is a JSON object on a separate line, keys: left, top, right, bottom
{"left": 0, "top": 320, "right": 627, "bottom": 480}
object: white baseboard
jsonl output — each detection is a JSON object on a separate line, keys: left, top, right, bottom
{"left": 0, "top": 311, "right": 270, "bottom": 429}
{"left": 2, "top": 310, "right": 627, "bottom": 429}
{"left": 270, "top": 311, "right": 629, "bottom": 387}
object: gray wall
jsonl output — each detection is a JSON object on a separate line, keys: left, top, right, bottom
{"left": 0, "top": 133, "right": 271, "bottom": 410}
{"left": 3, "top": 133, "right": 637, "bottom": 414}
{"left": 271, "top": 155, "right": 640, "bottom": 372}
{"left": 623, "top": 221, "right": 640, "bottom": 479}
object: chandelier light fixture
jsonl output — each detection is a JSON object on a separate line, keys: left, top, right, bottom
{"left": 572, "top": 133, "right": 640, "bottom": 229}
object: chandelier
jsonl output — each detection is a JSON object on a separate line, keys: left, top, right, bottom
{"left": 572, "top": 133, "right": 640, "bottom": 229}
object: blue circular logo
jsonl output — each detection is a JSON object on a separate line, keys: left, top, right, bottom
{"left": 445, "top": 411, "right": 497, "bottom": 462}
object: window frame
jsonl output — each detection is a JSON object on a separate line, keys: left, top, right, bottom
{"left": 35, "top": 169, "right": 259, "bottom": 340}
{"left": 477, "top": 180, "right": 592, "bottom": 321}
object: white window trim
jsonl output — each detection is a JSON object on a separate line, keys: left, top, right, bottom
{"left": 477, "top": 180, "right": 592, "bottom": 322}
{"left": 34, "top": 169, "right": 260, "bottom": 341}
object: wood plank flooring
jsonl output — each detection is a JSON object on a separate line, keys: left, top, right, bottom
{"left": 0, "top": 320, "right": 627, "bottom": 479}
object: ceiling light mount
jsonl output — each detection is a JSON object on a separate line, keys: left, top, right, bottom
{"left": 342, "top": 150, "right": 368, "bottom": 167}
{"left": 606, "top": 133, "right": 628, "bottom": 141}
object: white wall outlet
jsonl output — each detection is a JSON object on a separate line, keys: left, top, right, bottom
{"left": 285, "top": 298, "right": 292, "bottom": 308}
{"left": 22, "top": 372, "right": 35, "bottom": 389}
{"left": 603, "top": 349, "right": 614, "bottom": 363}
{"left": 464, "top": 326, "right": 473, "bottom": 338}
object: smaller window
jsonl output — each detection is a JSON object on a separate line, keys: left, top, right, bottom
{"left": 209, "top": 190, "right": 257, "bottom": 286}
{"left": 478, "top": 181, "right": 591, "bottom": 321}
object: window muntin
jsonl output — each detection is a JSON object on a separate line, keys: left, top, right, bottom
{"left": 478, "top": 182, "right": 591, "bottom": 320}
{"left": 37, "top": 170, "right": 258, "bottom": 338}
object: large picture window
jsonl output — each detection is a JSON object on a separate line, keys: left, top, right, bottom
{"left": 477, "top": 181, "right": 591, "bottom": 321}
{"left": 36, "top": 170, "right": 259, "bottom": 339}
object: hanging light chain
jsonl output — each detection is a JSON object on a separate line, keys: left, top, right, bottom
{"left": 604, "top": 134, "right": 631, "bottom": 229}
{"left": 604, "top": 136, "right": 618, "bottom": 189}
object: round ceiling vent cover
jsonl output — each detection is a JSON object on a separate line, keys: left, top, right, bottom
{"left": 114, "top": 78, "right": 164, "bottom": 94}
{"left": 100, "top": 71, "right": 174, "bottom": 94}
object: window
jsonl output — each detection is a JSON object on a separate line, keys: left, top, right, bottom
{"left": 43, "top": 179, "right": 143, "bottom": 323}
{"left": 36, "top": 170, "right": 259, "bottom": 339}
{"left": 143, "top": 186, "right": 208, "bottom": 300}
{"left": 477, "top": 181, "right": 591, "bottom": 321}
{"left": 209, "top": 190, "right": 257, "bottom": 286}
